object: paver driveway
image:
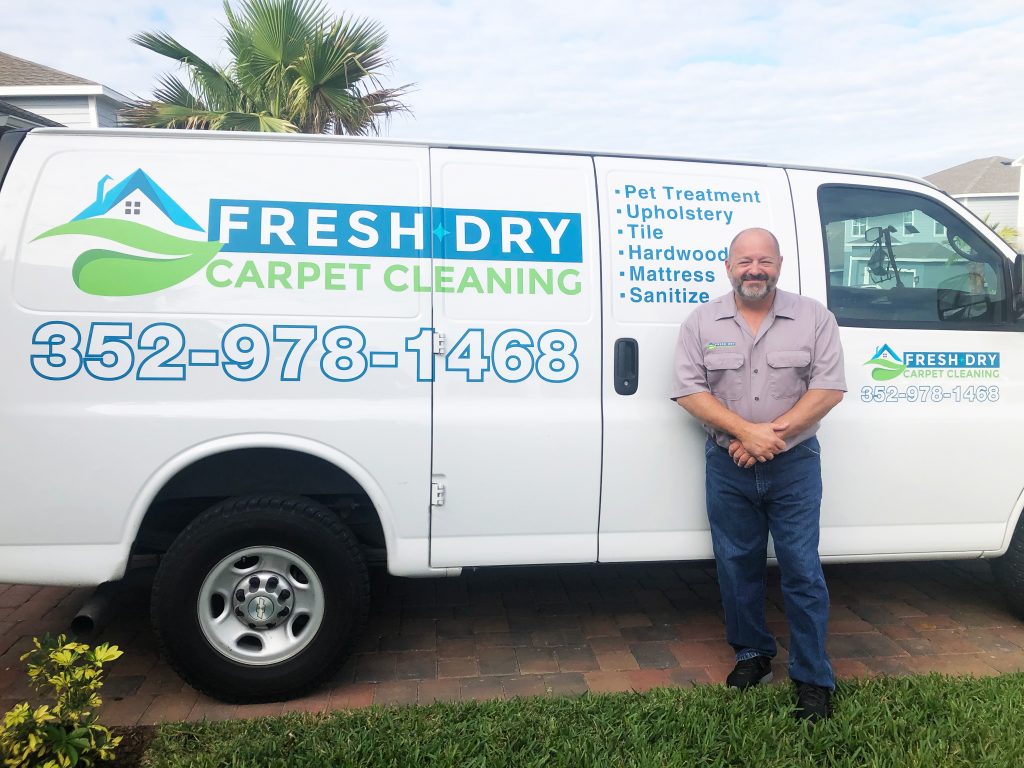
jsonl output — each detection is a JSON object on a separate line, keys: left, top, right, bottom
{"left": 1, "top": 559, "right": 1023, "bottom": 725}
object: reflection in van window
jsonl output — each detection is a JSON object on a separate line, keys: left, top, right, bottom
{"left": 817, "top": 186, "right": 1009, "bottom": 326}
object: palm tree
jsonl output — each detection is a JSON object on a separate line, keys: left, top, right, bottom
{"left": 121, "top": 0, "right": 412, "bottom": 134}
{"left": 981, "top": 214, "right": 1020, "bottom": 251}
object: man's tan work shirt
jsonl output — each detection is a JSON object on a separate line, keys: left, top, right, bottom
{"left": 671, "top": 288, "right": 847, "bottom": 451}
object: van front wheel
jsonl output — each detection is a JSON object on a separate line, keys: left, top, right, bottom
{"left": 993, "top": 515, "right": 1024, "bottom": 619}
{"left": 152, "top": 495, "right": 369, "bottom": 703}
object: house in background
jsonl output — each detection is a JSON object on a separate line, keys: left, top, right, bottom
{"left": 925, "top": 155, "right": 1021, "bottom": 246}
{"left": 0, "top": 50, "right": 128, "bottom": 130}
{"left": 0, "top": 97, "right": 61, "bottom": 132}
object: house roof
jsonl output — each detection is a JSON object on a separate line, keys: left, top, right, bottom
{"left": 925, "top": 156, "right": 1020, "bottom": 196}
{"left": 0, "top": 51, "right": 97, "bottom": 88}
{"left": 0, "top": 98, "right": 62, "bottom": 127}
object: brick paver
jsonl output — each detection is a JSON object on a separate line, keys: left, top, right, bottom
{"left": 0, "top": 560, "right": 1021, "bottom": 725}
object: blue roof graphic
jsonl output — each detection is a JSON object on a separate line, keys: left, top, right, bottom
{"left": 72, "top": 169, "right": 202, "bottom": 232}
{"left": 870, "top": 344, "right": 901, "bottom": 363}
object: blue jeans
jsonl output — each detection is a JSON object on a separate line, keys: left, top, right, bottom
{"left": 705, "top": 436, "right": 833, "bottom": 689}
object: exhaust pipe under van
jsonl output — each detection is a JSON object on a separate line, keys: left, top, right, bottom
{"left": 70, "top": 581, "right": 119, "bottom": 638}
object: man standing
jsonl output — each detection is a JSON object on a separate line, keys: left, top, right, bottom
{"left": 671, "top": 227, "right": 845, "bottom": 722}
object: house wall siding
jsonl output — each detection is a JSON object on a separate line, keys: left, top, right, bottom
{"left": 96, "top": 97, "right": 121, "bottom": 127}
{"left": 2, "top": 95, "right": 94, "bottom": 128}
{"left": 957, "top": 195, "right": 1018, "bottom": 232}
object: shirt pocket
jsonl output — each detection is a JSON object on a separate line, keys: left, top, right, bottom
{"left": 767, "top": 350, "right": 811, "bottom": 400}
{"left": 704, "top": 352, "right": 744, "bottom": 401}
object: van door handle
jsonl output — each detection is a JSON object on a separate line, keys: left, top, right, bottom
{"left": 614, "top": 338, "right": 639, "bottom": 395}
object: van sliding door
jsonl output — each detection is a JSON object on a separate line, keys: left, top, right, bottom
{"left": 593, "top": 157, "right": 797, "bottom": 562}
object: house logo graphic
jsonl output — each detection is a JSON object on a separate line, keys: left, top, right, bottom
{"left": 74, "top": 170, "right": 203, "bottom": 231}
{"left": 33, "top": 170, "right": 222, "bottom": 296}
{"left": 864, "top": 344, "right": 906, "bottom": 381}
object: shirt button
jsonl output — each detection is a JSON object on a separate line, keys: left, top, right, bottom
{"left": 754, "top": 396, "right": 760, "bottom": 401}
{"left": 754, "top": 368, "right": 759, "bottom": 374}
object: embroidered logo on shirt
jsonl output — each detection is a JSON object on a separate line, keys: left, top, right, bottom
{"left": 705, "top": 342, "right": 736, "bottom": 350}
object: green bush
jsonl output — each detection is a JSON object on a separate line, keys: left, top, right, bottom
{"left": 0, "top": 634, "right": 123, "bottom": 768}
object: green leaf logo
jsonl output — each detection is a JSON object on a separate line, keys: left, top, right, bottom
{"left": 865, "top": 357, "right": 906, "bottom": 381}
{"left": 34, "top": 218, "right": 222, "bottom": 296}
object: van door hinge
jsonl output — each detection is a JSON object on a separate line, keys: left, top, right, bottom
{"left": 433, "top": 332, "right": 446, "bottom": 355}
{"left": 431, "top": 481, "right": 446, "bottom": 507}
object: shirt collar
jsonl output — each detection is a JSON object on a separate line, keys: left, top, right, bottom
{"left": 772, "top": 289, "right": 798, "bottom": 319}
{"left": 712, "top": 288, "right": 797, "bottom": 320}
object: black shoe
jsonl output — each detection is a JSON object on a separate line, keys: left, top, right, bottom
{"left": 726, "top": 656, "right": 773, "bottom": 689}
{"left": 794, "top": 681, "right": 832, "bottom": 722}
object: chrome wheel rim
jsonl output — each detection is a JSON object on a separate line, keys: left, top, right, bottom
{"left": 197, "top": 546, "right": 325, "bottom": 666}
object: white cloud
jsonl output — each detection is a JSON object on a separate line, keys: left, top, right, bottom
{"left": 2, "top": 0, "right": 1021, "bottom": 175}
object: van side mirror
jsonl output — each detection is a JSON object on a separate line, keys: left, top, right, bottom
{"left": 937, "top": 274, "right": 991, "bottom": 322}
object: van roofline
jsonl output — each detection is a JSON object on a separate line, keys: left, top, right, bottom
{"left": 27, "top": 127, "right": 937, "bottom": 190}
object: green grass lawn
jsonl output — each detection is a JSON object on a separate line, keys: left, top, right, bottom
{"left": 141, "top": 673, "right": 1024, "bottom": 768}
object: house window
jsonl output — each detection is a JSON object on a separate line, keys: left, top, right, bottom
{"left": 850, "top": 218, "right": 867, "bottom": 237}
{"left": 934, "top": 221, "right": 947, "bottom": 237}
{"left": 903, "top": 211, "right": 917, "bottom": 235}
{"left": 124, "top": 201, "right": 141, "bottom": 215}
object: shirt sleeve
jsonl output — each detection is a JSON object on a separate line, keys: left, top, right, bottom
{"left": 808, "top": 304, "right": 847, "bottom": 391}
{"left": 669, "top": 313, "right": 710, "bottom": 400}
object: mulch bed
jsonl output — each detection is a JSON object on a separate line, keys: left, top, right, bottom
{"left": 109, "top": 725, "right": 155, "bottom": 768}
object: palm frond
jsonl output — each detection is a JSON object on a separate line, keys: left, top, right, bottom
{"left": 131, "top": 31, "right": 224, "bottom": 86}
{"left": 239, "top": 0, "right": 326, "bottom": 93}
{"left": 212, "top": 111, "right": 298, "bottom": 132}
{"left": 120, "top": 74, "right": 206, "bottom": 127}
{"left": 133, "top": 30, "right": 241, "bottom": 110}
{"left": 120, "top": 102, "right": 224, "bottom": 130}
{"left": 153, "top": 74, "right": 207, "bottom": 110}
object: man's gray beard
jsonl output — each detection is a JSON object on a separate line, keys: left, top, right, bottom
{"left": 733, "top": 278, "right": 776, "bottom": 300}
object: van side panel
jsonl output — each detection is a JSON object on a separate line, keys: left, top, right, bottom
{"left": 0, "top": 132, "right": 434, "bottom": 583}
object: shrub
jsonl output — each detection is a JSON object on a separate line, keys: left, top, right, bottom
{"left": 0, "top": 634, "right": 123, "bottom": 767}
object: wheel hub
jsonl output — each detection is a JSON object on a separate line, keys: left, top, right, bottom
{"left": 198, "top": 546, "right": 325, "bottom": 666}
{"left": 232, "top": 571, "right": 294, "bottom": 630}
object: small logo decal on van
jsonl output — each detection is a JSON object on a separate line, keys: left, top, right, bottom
{"left": 33, "top": 170, "right": 222, "bottom": 297}
{"left": 866, "top": 344, "right": 999, "bottom": 381}
{"left": 865, "top": 344, "right": 906, "bottom": 380}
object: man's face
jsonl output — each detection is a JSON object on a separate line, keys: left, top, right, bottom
{"left": 726, "top": 233, "right": 782, "bottom": 301}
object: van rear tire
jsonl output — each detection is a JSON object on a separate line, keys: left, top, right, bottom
{"left": 993, "top": 515, "right": 1024, "bottom": 619}
{"left": 151, "top": 494, "right": 369, "bottom": 703}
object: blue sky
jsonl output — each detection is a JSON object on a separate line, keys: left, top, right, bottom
{"left": 3, "top": 0, "right": 1021, "bottom": 176}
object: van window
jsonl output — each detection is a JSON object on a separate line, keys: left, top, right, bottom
{"left": 817, "top": 185, "right": 1010, "bottom": 327}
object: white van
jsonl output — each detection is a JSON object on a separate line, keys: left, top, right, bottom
{"left": 1, "top": 128, "right": 1021, "bottom": 702}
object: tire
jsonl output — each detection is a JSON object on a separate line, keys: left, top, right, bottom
{"left": 993, "top": 515, "right": 1024, "bottom": 620}
{"left": 151, "top": 494, "right": 369, "bottom": 703}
